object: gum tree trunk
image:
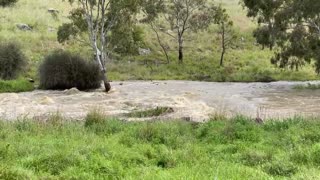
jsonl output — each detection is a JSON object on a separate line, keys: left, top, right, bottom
{"left": 220, "top": 22, "right": 225, "bottom": 67}
{"left": 178, "top": 37, "right": 183, "bottom": 64}
{"left": 82, "top": 0, "right": 112, "bottom": 92}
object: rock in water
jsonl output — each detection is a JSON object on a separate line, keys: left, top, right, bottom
{"left": 64, "top": 88, "right": 80, "bottom": 95}
{"left": 16, "top": 23, "right": 32, "bottom": 31}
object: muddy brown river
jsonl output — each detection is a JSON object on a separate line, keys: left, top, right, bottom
{"left": 1, "top": 81, "right": 320, "bottom": 121}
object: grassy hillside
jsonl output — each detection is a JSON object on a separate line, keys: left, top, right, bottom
{"left": 0, "top": 0, "right": 318, "bottom": 82}
{"left": 1, "top": 115, "right": 320, "bottom": 179}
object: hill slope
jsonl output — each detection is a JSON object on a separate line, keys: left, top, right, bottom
{"left": 0, "top": 0, "right": 318, "bottom": 82}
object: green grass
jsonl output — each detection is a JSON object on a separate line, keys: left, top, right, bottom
{"left": 1, "top": 115, "right": 320, "bottom": 179}
{"left": 0, "top": 79, "right": 34, "bottom": 93}
{"left": 108, "top": 53, "right": 319, "bottom": 82}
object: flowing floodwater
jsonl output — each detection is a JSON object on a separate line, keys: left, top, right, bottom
{"left": 0, "top": 81, "right": 320, "bottom": 121}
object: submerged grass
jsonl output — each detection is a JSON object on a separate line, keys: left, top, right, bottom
{"left": 126, "top": 107, "right": 174, "bottom": 118}
{"left": 0, "top": 115, "right": 320, "bottom": 179}
{"left": 293, "top": 83, "right": 320, "bottom": 90}
{"left": 0, "top": 78, "right": 34, "bottom": 93}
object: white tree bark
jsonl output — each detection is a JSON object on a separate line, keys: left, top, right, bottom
{"left": 79, "top": 0, "right": 112, "bottom": 92}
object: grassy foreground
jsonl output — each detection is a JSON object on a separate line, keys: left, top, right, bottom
{"left": 1, "top": 115, "right": 320, "bottom": 179}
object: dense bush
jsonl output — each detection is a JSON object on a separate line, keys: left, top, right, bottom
{"left": 0, "top": 42, "right": 26, "bottom": 80}
{"left": 39, "top": 51, "right": 102, "bottom": 90}
{"left": 0, "top": 0, "right": 18, "bottom": 7}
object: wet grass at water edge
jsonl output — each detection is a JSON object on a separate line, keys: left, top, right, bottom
{"left": 0, "top": 79, "right": 34, "bottom": 93}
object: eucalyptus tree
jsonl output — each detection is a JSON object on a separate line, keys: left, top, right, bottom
{"left": 242, "top": 0, "right": 320, "bottom": 72}
{"left": 140, "top": 0, "right": 170, "bottom": 63}
{"left": 163, "top": 0, "right": 221, "bottom": 63}
{"left": 215, "top": 7, "right": 237, "bottom": 67}
{"left": 59, "top": 0, "right": 142, "bottom": 92}
{"left": 241, "top": 0, "right": 283, "bottom": 50}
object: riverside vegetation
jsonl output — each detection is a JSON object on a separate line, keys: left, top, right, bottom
{"left": 1, "top": 0, "right": 320, "bottom": 93}
{"left": 1, "top": 113, "right": 320, "bottom": 179}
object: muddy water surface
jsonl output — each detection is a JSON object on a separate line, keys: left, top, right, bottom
{"left": 0, "top": 81, "right": 320, "bottom": 121}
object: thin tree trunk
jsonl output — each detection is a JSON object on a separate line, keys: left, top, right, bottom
{"left": 220, "top": 50, "right": 225, "bottom": 67}
{"left": 94, "top": 46, "right": 111, "bottom": 92}
{"left": 178, "top": 48, "right": 183, "bottom": 63}
{"left": 150, "top": 24, "right": 170, "bottom": 64}
{"left": 178, "top": 38, "right": 183, "bottom": 64}
{"left": 102, "top": 70, "right": 111, "bottom": 92}
{"left": 220, "top": 23, "right": 225, "bottom": 67}
{"left": 99, "top": 52, "right": 111, "bottom": 92}
{"left": 101, "top": 68, "right": 111, "bottom": 92}
{"left": 164, "top": 47, "right": 170, "bottom": 64}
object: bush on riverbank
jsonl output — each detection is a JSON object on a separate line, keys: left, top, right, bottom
{"left": 0, "top": 42, "right": 27, "bottom": 80}
{"left": 39, "top": 50, "right": 102, "bottom": 90}
{"left": 0, "top": 115, "right": 320, "bottom": 179}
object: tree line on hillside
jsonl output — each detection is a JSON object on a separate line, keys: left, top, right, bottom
{"left": 0, "top": 0, "right": 320, "bottom": 92}
{"left": 57, "top": 0, "right": 237, "bottom": 91}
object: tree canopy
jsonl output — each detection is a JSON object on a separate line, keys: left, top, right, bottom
{"left": 162, "top": 0, "right": 221, "bottom": 63}
{"left": 0, "top": 0, "right": 18, "bottom": 7}
{"left": 242, "top": 0, "right": 320, "bottom": 72}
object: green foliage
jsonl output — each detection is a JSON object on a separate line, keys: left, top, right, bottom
{"left": 57, "top": 8, "right": 86, "bottom": 43}
{"left": 253, "top": 26, "right": 274, "bottom": 50}
{"left": 0, "top": 42, "right": 27, "bottom": 80}
{"left": 166, "top": 0, "right": 218, "bottom": 31}
{"left": 59, "top": 0, "right": 144, "bottom": 55}
{"left": 264, "top": 161, "right": 298, "bottom": 177}
{"left": 110, "top": 23, "right": 145, "bottom": 55}
{"left": 215, "top": 6, "right": 238, "bottom": 66}
{"left": 241, "top": 150, "right": 273, "bottom": 166}
{"left": 0, "top": 0, "right": 18, "bottom": 7}
{"left": 85, "top": 110, "right": 106, "bottom": 127}
{"left": 57, "top": 23, "right": 79, "bottom": 43}
{"left": 0, "top": 79, "right": 34, "bottom": 93}
{"left": 85, "top": 110, "right": 125, "bottom": 135}
{"left": 163, "top": 0, "right": 222, "bottom": 62}
{"left": 242, "top": 0, "right": 320, "bottom": 72}
{"left": 39, "top": 50, "right": 102, "bottom": 90}
{"left": 27, "top": 153, "right": 81, "bottom": 175}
